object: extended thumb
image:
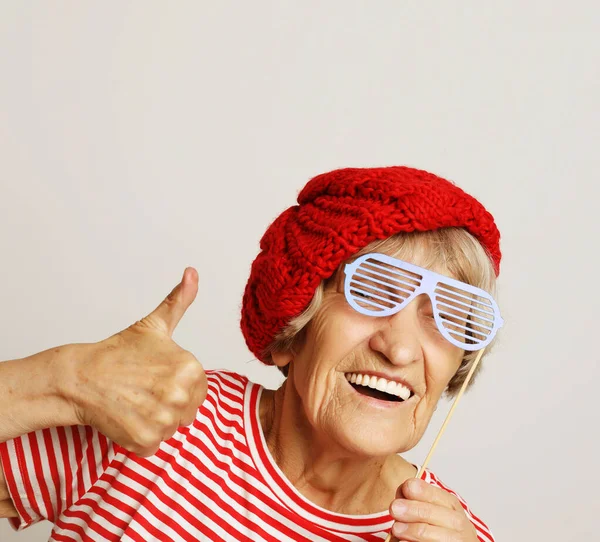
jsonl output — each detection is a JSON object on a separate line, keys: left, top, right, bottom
{"left": 145, "top": 267, "right": 199, "bottom": 336}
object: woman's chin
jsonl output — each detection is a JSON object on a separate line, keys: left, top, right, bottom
{"left": 336, "top": 428, "right": 414, "bottom": 458}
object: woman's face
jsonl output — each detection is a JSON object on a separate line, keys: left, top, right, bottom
{"left": 273, "top": 251, "right": 465, "bottom": 457}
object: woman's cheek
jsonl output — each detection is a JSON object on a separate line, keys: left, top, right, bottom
{"left": 425, "top": 344, "right": 463, "bottom": 387}
{"left": 301, "top": 375, "right": 333, "bottom": 421}
{"left": 413, "top": 398, "right": 436, "bottom": 436}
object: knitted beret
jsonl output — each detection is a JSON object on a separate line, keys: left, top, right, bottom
{"left": 240, "top": 166, "right": 501, "bottom": 363}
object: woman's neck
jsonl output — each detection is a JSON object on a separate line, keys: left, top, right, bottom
{"left": 259, "top": 379, "right": 417, "bottom": 515}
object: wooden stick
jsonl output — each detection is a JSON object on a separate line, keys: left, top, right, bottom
{"left": 383, "top": 347, "right": 486, "bottom": 542}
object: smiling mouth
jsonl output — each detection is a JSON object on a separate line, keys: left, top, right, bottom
{"left": 344, "top": 373, "right": 414, "bottom": 403}
{"left": 350, "top": 383, "right": 405, "bottom": 402}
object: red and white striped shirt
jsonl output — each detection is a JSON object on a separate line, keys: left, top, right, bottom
{"left": 0, "top": 371, "right": 495, "bottom": 541}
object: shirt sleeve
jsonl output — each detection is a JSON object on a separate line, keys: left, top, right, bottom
{"left": 0, "top": 424, "right": 117, "bottom": 531}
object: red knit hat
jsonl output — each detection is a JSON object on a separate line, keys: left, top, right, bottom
{"left": 241, "top": 166, "right": 501, "bottom": 363}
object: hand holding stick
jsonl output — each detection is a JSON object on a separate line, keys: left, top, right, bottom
{"left": 384, "top": 348, "right": 486, "bottom": 542}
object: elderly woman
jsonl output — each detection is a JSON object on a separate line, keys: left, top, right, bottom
{"left": 0, "top": 166, "right": 500, "bottom": 541}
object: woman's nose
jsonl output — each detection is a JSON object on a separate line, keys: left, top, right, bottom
{"left": 368, "top": 299, "right": 424, "bottom": 367}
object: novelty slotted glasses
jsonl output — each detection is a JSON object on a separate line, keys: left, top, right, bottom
{"left": 343, "top": 253, "right": 503, "bottom": 350}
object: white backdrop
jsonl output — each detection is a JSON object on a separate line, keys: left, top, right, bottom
{"left": 1, "top": 2, "right": 598, "bottom": 541}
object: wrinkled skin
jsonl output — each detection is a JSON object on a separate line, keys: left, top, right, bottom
{"left": 263, "top": 251, "right": 477, "bottom": 539}
{"left": 67, "top": 267, "right": 207, "bottom": 458}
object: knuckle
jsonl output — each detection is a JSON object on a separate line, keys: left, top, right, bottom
{"left": 414, "top": 522, "right": 428, "bottom": 538}
{"left": 133, "top": 317, "right": 154, "bottom": 331}
{"left": 181, "top": 407, "right": 198, "bottom": 427}
{"left": 135, "top": 430, "right": 161, "bottom": 450}
{"left": 190, "top": 384, "right": 208, "bottom": 411}
{"left": 136, "top": 315, "right": 168, "bottom": 335}
{"left": 401, "top": 478, "right": 419, "bottom": 498}
{"left": 163, "top": 426, "right": 178, "bottom": 440}
{"left": 180, "top": 415, "right": 195, "bottom": 427}
{"left": 166, "top": 387, "right": 190, "bottom": 407}
{"left": 451, "top": 511, "right": 468, "bottom": 531}
{"left": 164, "top": 290, "right": 177, "bottom": 306}
{"left": 460, "top": 514, "right": 477, "bottom": 535}
{"left": 154, "top": 409, "right": 177, "bottom": 428}
{"left": 414, "top": 503, "right": 430, "bottom": 521}
{"left": 179, "top": 355, "right": 203, "bottom": 377}
{"left": 410, "top": 478, "right": 424, "bottom": 493}
{"left": 181, "top": 349, "right": 199, "bottom": 364}
{"left": 190, "top": 364, "right": 206, "bottom": 384}
{"left": 135, "top": 445, "right": 160, "bottom": 458}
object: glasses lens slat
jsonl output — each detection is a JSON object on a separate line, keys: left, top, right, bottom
{"left": 441, "top": 320, "right": 490, "bottom": 341}
{"left": 362, "top": 261, "right": 422, "bottom": 286}
{"left": 359, "top": 260, "right": 421, "bottom": 283}
{"left": 438, "top": 312, "right": 494, "bottom": 335}
{"left": 447, "top": 330, "right": 483, "bottom": 346}
{"left": 349, "top": 290, "right": 391, "bottom": 311}
{"left": 354, "top": 270, "right": 416, "bottom": 297}
{"left": 434, "top": 293, "right": 495, "bottom": 319}
{"left": 436, "top": 302, "right": 495, "bottom": 327}
{"left": 350, "top": 282, "right": 406, "bottom": 305}
{"left": 435, "top": 285, "right": 495, "bottom": 314}
{"left": 442, "top": 324, "right": 488, "bottom": 343}
{"left": 349, "top": 284, "right": 399, "bottom": 309}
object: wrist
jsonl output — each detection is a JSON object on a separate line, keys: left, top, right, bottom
{"left": 0, "top": 344, "right": 85, "bottom": 442}
{"left": 48, "top": 343, "right": 91, "bottom": 426}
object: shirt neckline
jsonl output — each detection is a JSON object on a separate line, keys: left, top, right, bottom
{"left": 243, "top": 379, "right": 424, "bottom": 534}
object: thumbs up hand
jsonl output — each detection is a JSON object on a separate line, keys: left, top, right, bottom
{"left": 67, "top": 268, "right": 207, "bottom": 457}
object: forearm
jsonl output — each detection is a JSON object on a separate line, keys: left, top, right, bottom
{"left": 0, "top": 344, "right": 81, "bottom": 445}
{"left": 0, "top": 344, "right": 86, "bottom": 514}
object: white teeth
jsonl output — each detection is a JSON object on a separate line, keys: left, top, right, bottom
{"left": 344, "top": 372, "right": 413, "bottom": 400}
{"left": 396, "top": 385, "right": 411, "bottom": 401}
{"left": 375, "top": 378, "right": 387, "bottom": 392}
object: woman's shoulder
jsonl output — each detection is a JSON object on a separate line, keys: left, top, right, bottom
{"left": 422, "top": 468, "right": 495, "bottom": 541}
{"left": 205, "top": 369, "right": 250, "bottom": 387}
{"left": 200, "top": 369, "right": 250, "bottom": 407}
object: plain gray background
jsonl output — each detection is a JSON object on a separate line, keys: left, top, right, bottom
{"left": 1, "top": 2, "right": 598, "bottom": 540}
